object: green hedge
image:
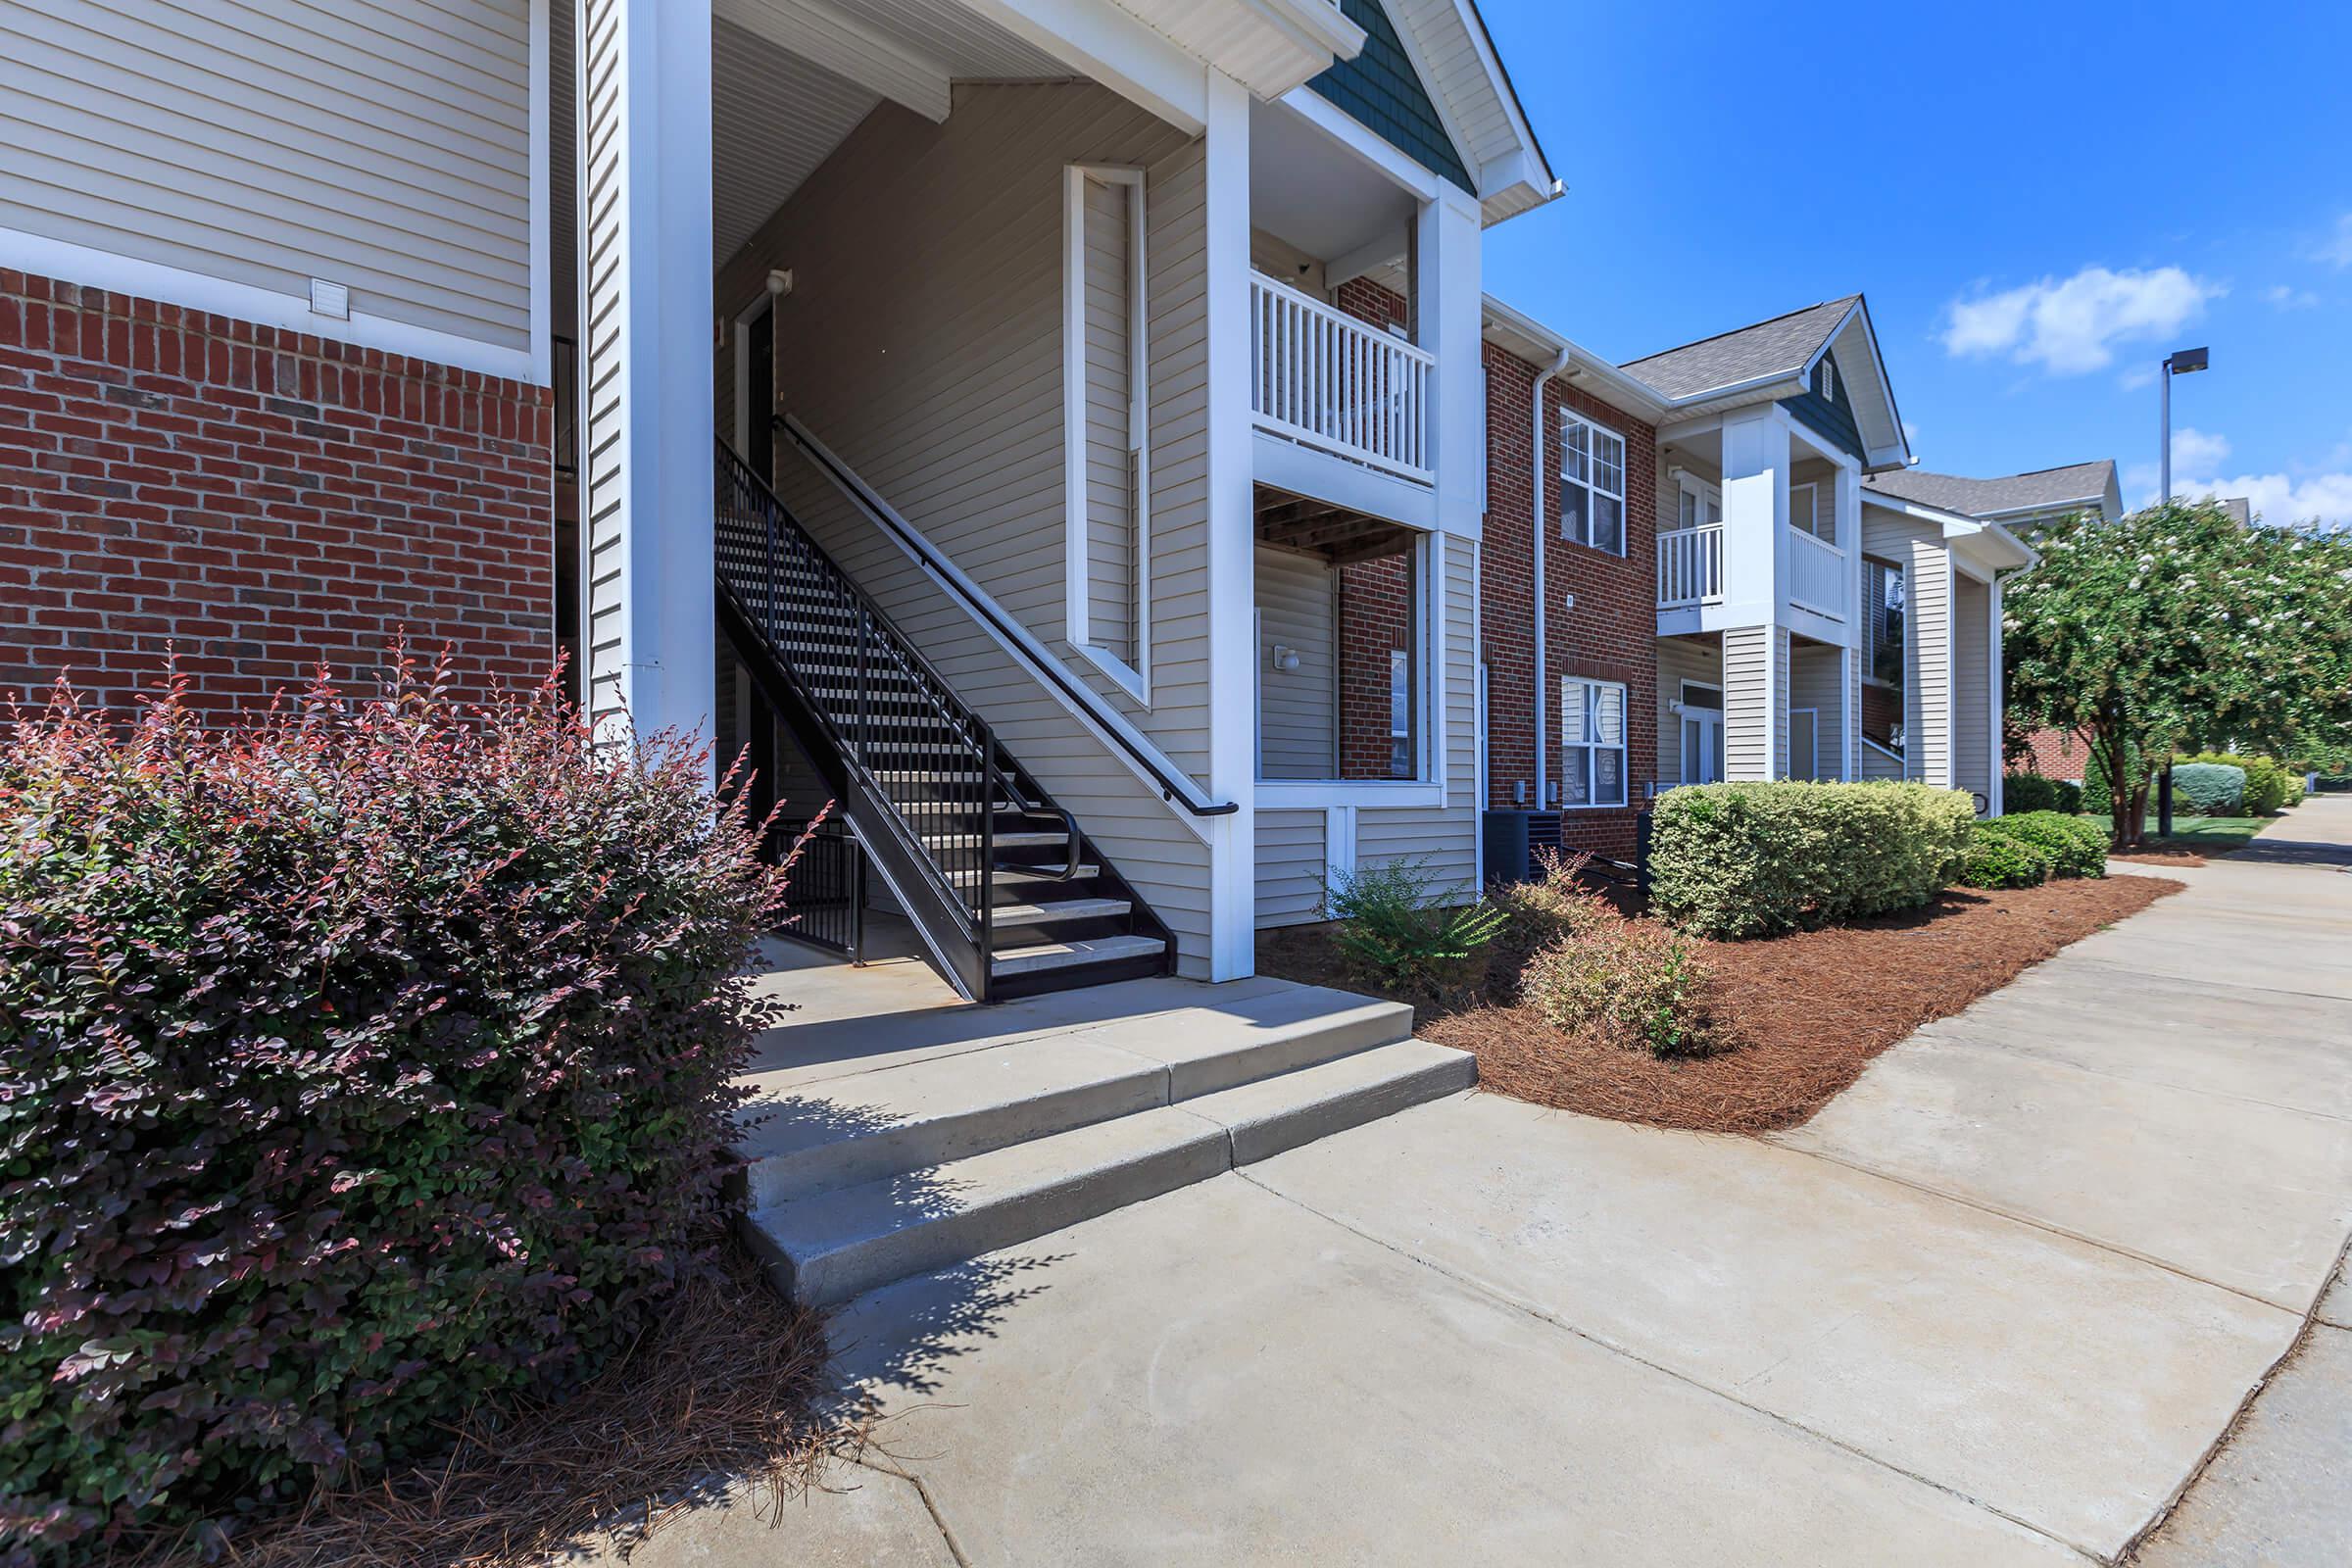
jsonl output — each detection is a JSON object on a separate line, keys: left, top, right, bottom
{"left": 2171, "top": 761, "right": 2246, "bottom": 815}
{"left": 0, "top": 664, "right": 789, "bottom": 1557}
{"left": 1984, "top": 810, "right": 2106, "bottom": 878}
{"left": 2178, "top": 753, "right": 2296, "bottom": 814}
{"left": 1959, "top": 833, "right": 2051, "bottom": 888}
{"left": 1647, "top": 781, "right": 1976, "bottom": 940}
{"left": 2003, "top": 773, "right": 2083, "bottom": 815}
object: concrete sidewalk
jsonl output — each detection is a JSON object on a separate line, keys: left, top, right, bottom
{"left": 635, "top": 800, "right": 2352, "bottom": 1565}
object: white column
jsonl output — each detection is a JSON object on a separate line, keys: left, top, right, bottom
{"left": 1415, "top": 187, "right": 1485, "bottom": 538}
{"left": 577, "top": 0, "right": 714, "bottom": 765}
{"left": 1987, "top": 574, "right": 2006, "bottom": 814}
{"left": 1200, "top": 69, "right": 1257, "bottom": 980}
{"left": 1718, "top": 408, "right": 1788, "bottom": 779}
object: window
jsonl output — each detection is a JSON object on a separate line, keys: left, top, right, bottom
{"left": 1063, "top": 165, "right": 1149, "bottom": 697}
{"left": 1789, "top": 481, "right": 1838, "bottom": 544}
{"left": 1559, "top": 413, "right": 1626, "bottom": 554}
{"left": 1865, "top": 558, "right": 1906, "bottom": 687}
{"left": 1389, "top": 649, "right": 1411, "bottom": 777}
{"left": 1559, "top": 677, "right": 1627, "bottom": 807}
{"left": 1675, "top": 473, "right": 1722, "bottom": 531}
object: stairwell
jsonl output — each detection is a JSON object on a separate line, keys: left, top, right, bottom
{"left": 734, "top": 951, "right": 1475, "bottom": 1306}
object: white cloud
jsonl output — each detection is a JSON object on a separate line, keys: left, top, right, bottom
{"left": 2118, "top": 365, "right": 2158, "bottom": 391}
{"left": 2264, "top": 283, "right": 2321, "bottom": 310}
{"left": 2311, "top": 213, "right": 2352, "bottom": 270}
{"left": 1941, "top": 265, "right": 2222, "bottom": 374}
{"left": 2126, "top": 434, "right": 2352, "bottom": 526}
{"left": 2169, "top": 426, "right": 2231, "bottom": 474}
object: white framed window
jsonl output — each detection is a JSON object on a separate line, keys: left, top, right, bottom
{"left": 1558, "top": 412, "right": 1626, "bottom": 555}
{"left": 1388, "top": 648, "right": 1411, "bottom": 777}
{"left": 1675, "top": 471, "right": 1722, "bottom": 531}
{"left": 1559, "top": 676, "right": 1627, "bottom": 808}
{"left": 1062, "top": 165, "right": 1150, "bottom": 701}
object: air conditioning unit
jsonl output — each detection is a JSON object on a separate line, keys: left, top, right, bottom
{"left": 1482, "top": 810, "right": 1564, "bottom": 886}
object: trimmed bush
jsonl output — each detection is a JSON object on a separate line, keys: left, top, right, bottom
{"left": 0, "top": 662, "right": 791, "bottom": 1558}
{"left": 2178, "top": 753, "right": 2294, "bottom": 814}
{"left": 1959, "top": 831, "right": 2052, "bottom": 888}
{"left": 1325, "top": 858, "right": 1507, "bottom": 995}
{"left": 1523, "top": 918, "right": 1716, "bottom": 1058}
{"left": 2003, "top": 772, "right": 2083, "bottom": 815}
{"left": 2170, "top": 761, "right": 2246, "bottom": 815}
{"left": 1646, "top": 781, "right": 1977, "bottom": 940}
{"left": 1987, "top": 810, "right": 2106, "bottom": 878}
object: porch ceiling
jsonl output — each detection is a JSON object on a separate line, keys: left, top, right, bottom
{"left": 1253, "top": 485, "right": 1417, "bottom": 564}
{"left": 710, "top": 0, "right": 1070, "bottom": 269}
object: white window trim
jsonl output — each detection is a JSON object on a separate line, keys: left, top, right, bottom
{"left": 1557, "top": 410, "right": 1628, "bottom": 556}
{"left": 1061, "top": 164, "right": 1151, "bottom": 705}
{"left": 1558, "top": 674, "right": 1629, "bottom": 808}
{"left": 1862, "top": 556, "right": 1906, "bottom": 690}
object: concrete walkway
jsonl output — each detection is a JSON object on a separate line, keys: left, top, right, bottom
{"left": 641, "top": 800, "right": 2352, "bottom": 1566}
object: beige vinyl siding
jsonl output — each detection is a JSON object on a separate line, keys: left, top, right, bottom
{"left": 1250, "top": 225, "right": 1329, "bottom": 302}
{"left": 1788, "top": 641, "right": 1843, "bottom": 779}
{"left": 1254, "top": 545, "right": 1336, "bottom": 778}
{"left": 1655, "top": 634, "right": 1722, "bottom": 787}
{"left": 716, "top": 84, "right": 1219, "bottom": 971}
{"left": 0, "top": 0, "right": 533, "bottom": 353}
{"left": 1356, "top": 534, "right": 1478, "bottom": 900}
{"left": 1078, "top": 170, "right": 1140, "bottom": 664}
{"left": 1953, "top": 570, "right": 1992, "bottom": 804}
{"left": 1254, "top": 808, "right": 1325, "bottom": 927}
{"left": 578, "top": 0, "right": 626, "bottom": 726}
{"left": 1861, "top": 506, "right": 1946, "bottom": 784}
{"left": 1722, "top": 624, "right": 1772, "bottom": 779}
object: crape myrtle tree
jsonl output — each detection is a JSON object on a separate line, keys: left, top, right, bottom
{"left": 2003, "top": 498, "right": 2352, "bottom": 849}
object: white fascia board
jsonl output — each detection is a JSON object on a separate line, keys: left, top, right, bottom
{"left": 1805, "top": 299, "right": 1912, "bottom": 469}
{"left": 958, "top": 0, "right": 1208, "bottom": 134}
{"left": 0, "top": 227, "right": 536, "bottom": 381}
{"left": 1476, "top": 147, "right": 1559, "bottom": 227}
{"left": 1479, "top": 295, "right": 1667, "bottom": 422}
{"left": 1244, "top": 0, "right": 1367, "bottom": 64}
{"left": 716, "top": 0, "right": 953, "bottom": 122}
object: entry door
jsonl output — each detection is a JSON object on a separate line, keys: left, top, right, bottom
{"left": 1681, "top": 683, "right": 1724, "bottom": 784}
{"left": 1789, "top": 709, "right": 1819, "bottom": 781}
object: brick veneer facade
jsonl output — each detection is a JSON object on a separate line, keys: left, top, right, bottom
{"left": 1482, "top": 337, "right": 1659, "bottom": 860}
{"left": 0, "top": 270, "right": 555, "bottom": 717}
{"left": 2017, "top": 724, "right": 2093, "bottom": 781}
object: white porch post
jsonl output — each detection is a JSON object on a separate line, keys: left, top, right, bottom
{"left": 1836, "top": 462, "right": 1861, "bottom": 780}
{"left": 1718, "top": 407, "right": 1788, "bottom": 780}
{"left": 576, "top": 0, "right": 714, "bottom": 768}
{"left": 1987, "top": 574, "right": 2006, "bottom": 814}
{"left": 1416, "top": 188, "right": 1485, "bottom": 534}
{"left": 1201, "top": 68, "right": 1257, "bottom": 979}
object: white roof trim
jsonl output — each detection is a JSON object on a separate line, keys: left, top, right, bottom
{"left": 1481, "top": 294, "right": 1667, "bottom": 421}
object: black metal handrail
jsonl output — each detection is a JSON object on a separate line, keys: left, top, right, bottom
{"left": 777, "top": 414, "right": 1239, "bottom": 817}
{"left": 715, "top": 442, "right": 997, "bottom": 949}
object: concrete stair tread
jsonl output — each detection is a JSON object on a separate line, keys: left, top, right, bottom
{"left": 918, "top": 829, "right": 1069, "bottom": 850}
{"left": 991, "top": 897, "right": 1131, "bottom": 925}
{"left": 989, "top": 933, "right": 1164, "bottom": 976}
{"left": 948, "top": 861, "right": 1098, "bottom": 885}
{"left": 741, "top": 1037, "right": 1474, "bottom": 1305}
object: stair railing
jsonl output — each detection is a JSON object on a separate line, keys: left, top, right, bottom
{"left": 715, "top": 440, "right": 998, "bottom": 998}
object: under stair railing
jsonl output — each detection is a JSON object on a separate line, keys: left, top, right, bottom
{"left": 714, "top": 441, "right": 1002, "bottom": 995}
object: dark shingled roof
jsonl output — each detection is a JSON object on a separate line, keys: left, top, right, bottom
{"left": 1621, "top": 297, "right": 1858, "bottom": 401}
{"left": 1867, "top": 461, "right": 2118, "bottom": 518}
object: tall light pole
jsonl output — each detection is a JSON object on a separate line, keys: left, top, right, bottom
{"left": 2160, "top": 346, "right": 2209, "bottom": 502}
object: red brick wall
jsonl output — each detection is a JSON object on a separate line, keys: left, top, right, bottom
{"left": 0, "top": 270, "right": 555, "bottom": 718}
{"left": 1336, "top": 552, "right": 1412, "bottom": 778}
{"left": 1483, "top": 337, "right": 1659, "bottom": 860}
{"left": 2018, "top": 725, "right": 2093, "bottom": 781}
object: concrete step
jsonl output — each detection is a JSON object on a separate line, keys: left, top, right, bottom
{"left": 989, "top": 933, "right": 1164, "bottom": 977}
{"left": 740, "top": 1037, "right": 1474, "bottom": 1306}
{"left": 991, "top": 896, "right": 1132, "bottom": 926}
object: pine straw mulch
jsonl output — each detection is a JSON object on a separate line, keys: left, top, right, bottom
{"left": 119, "top": 1236, "right": 847, "bottom": 1568}
{"left": 1258, "top": 874, "right": 2181, "bottom": 1137}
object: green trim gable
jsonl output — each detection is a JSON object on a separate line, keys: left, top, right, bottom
{"left": 1778, "top": 351, "right": 1864, "bottom": 461}
{"left": 1307, "top": 0, "right": 1475, "bottom": 194}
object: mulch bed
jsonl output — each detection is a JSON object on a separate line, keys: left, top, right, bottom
{"left": 124, "top": 1237, "right": 842, "bottom": 1568}
{"left": 1258, "top": 874, "right": 2180, "bottom": 1138}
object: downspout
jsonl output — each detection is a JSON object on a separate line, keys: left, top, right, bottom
{"left": 1532, "top": 347, "right": 1572, "bottom": 808}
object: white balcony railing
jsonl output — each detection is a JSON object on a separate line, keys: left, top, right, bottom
{"left": 1788, "top": 526, "right": 1846, "bottom": 619}
{"left": 1656, "top": 523, "right": 1724, "bottom": 609}
{"left": 1250, "top": 273, "right": 1434, "bottom": 484}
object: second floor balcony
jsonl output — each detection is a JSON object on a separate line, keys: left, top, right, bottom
{"left": 1250, "top": 272, "right": 1434, "bottom": 485}
{"left": 1656, "top": 513, "right": 1852, "bottom": 626}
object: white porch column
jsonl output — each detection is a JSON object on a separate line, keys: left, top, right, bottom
{"left": 1987, "top": 573, "right": 2007, "bottom": 814}
{"left": 1415, "top": 187, "right": 1485, "bottom": 537}
{"left": 1200, "top": 68, "right": 1257, "bottom": 979}
{"left": 576, "top": 0, "right": 714, "bottom": 766}
{"left": 1718, "top": 407, "right": 1788, "bottom": 779}
{"left": 1836, "top": 463, "right": 1861, "bottom": 780}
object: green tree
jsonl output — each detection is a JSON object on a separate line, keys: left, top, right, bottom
{"left": 2003, "top": 499, "right": 2352, "bottom": 848}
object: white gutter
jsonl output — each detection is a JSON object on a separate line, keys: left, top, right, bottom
{"left": 1532, "top": 344, "right": 1571, "bottom": 808}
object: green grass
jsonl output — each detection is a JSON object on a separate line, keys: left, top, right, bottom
{"left": 2082, "top": 813, "right": 2270, "bottom": 853}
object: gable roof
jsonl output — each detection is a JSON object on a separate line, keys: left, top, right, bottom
{"left": 1308, "top": 0, "right": 1474, "bottom": 192}
{"left": 1867, "top": 461, "right": 2120, "bottom": 521}
{"left": 1621, "top": 297, "right": 1859, "bottom": 402}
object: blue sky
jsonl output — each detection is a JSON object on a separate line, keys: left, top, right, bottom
{"left": 1476, "top": 0, "right": 2352, "bottom": 525}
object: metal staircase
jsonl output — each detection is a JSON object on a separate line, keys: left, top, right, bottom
{"left": 714, "top": 439, "right": 1174, "bottom": 1001}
